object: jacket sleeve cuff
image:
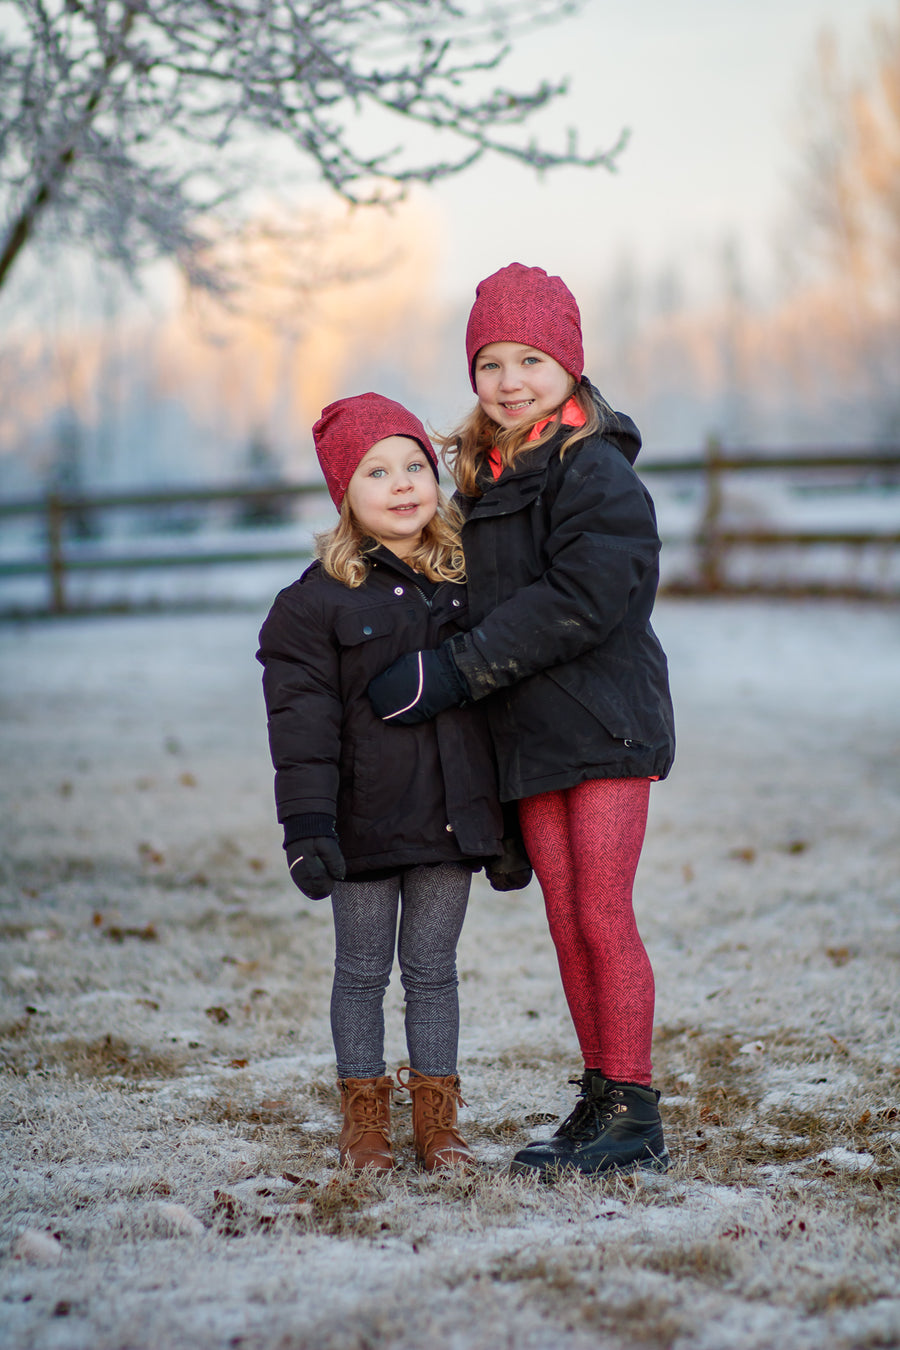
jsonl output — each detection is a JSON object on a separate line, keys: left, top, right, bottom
{"left": 445, "top": 632, "right": 494, "bottom": 700}
{"left": 439, "top": 637, "right": 473, "bottom": 701}
{"left": 282, "top": 814, "right": 337, "bottom": 848}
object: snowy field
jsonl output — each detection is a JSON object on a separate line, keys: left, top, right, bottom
{"left": 1, "top": 596, "right": 899, "bottom": 1350}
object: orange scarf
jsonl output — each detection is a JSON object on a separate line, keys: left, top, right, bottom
{"left": 488, "top": 396, "right": 586, "bottom": 479}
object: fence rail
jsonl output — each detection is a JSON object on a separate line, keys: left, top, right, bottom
{"left": 1, "top": 444, "right": 898, "bottom": 615}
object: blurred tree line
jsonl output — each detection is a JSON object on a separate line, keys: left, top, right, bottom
{"left": 1, "top": 3, "right": 899, "bottom": 500}
{"left": 593, "top": 4, "right": 900, "bottom": 452}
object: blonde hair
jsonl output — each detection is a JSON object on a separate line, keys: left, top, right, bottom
{"left": 440, "top": 379, "right": 607, "bottom": 499}
{"left": 316, "top": 488, "right": 466, "bottom": 588}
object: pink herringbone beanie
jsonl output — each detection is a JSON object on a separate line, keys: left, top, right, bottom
{"left": 312, "top": 393, "right": 439, "bottom": 509}
{"left": 465, "top": 263, "right": 584, "bottom": 389}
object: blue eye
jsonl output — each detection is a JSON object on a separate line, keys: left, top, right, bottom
{"left": 408, "top": 462, "right": 423, "bottom": 473}
{"left": 370, "top": 468, "right": 386, "bottom": 478}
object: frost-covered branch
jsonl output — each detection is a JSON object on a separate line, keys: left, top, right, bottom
{"left": 0, "top": 0, "right": 625, "bottom": 295}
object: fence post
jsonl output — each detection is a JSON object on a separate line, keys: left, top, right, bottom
{"left": 698, "top": 435, "right": 724, "bottom": 590}
{"left": 46, "top": 492, "right": 67, "bottom": 614}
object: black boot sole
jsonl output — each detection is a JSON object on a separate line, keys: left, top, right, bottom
{"left": 509, "top": 1149, "right": 670, "bottom": 1182}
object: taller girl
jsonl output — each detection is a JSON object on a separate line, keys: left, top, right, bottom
{"left": 370, "top": 263, "right": 675, "bottom": 1177}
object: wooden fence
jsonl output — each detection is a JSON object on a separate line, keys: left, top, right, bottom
{"left": 639, "top": 441, "right": 900, "bottom": 596}
{"left": 1, "top": 443, "right": 898, "bottom": 615}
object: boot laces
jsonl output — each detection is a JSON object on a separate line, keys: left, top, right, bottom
{"left": 397, "top": 1068, "right": 466, "bottom": 1152}
{"left": 341, "top": 1081, "right": 389, "bottom": 1148}
{"left": 557, "top": 1077, "right": 619, "bottom": 1141}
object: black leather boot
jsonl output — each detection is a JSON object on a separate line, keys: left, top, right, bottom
{"left": 510, "top": 1074, "right": 669, "bottom": 1179}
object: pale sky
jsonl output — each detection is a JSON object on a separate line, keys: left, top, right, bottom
{"left": 424, "top": 0, "right": 894, "bottom": 306}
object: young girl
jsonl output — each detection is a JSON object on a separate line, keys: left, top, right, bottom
{"left": 369, "top": 264, "right": 676, "bottom": 1178}
{"left": 257, "top": 392, "right": 509, "bottom": 1173}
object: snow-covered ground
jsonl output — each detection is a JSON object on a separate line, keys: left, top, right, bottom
{"left": 1, "top": 597, "right": 899, "bottom": 1350}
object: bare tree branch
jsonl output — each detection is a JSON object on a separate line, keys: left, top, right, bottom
{"left": 0, "top": 0, "right": 625, "bottom": 296}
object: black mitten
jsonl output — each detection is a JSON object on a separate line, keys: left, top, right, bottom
{"left": 368, "top": 642, "right": 469, "bottom": 725}
{"left": 283, "top": 816, "right": 346, "bottom": 900}
{"left": 485, "top": 837, "right": 533, "bottom": 892}
{"left": 485, "top": 803, "right": 533, "bottom": 892}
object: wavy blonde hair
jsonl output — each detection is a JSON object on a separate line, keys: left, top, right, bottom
{"left": 317, "top": 488, "right": 466, "bottom": 589}
{"left": 440, "top": 378, "right": 605, "bottom": 499}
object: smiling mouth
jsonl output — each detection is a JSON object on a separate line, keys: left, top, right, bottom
{"left": 501, "top": 400, "right": 534, "bottom": 412}
{"left": 391, "top": 503, "right": 418, "bottom": 513}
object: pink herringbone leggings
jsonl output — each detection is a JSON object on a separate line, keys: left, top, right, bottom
{"left": 518, "top": 777, "right": 655, "bottom": 1086}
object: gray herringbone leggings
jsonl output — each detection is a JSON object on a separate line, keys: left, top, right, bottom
{"left": 329, "top": 861, "right": 471, "bottom": 1079}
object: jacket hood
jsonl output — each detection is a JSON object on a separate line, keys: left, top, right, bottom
{"left": 589, "top": 381, "right": 642, "bottom": 466}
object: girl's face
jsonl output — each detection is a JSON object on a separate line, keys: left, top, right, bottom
{"left": 345, "top": 435, "right": 438, "bottom": 560}
{"left": 474, "top": 342, "right": 573, "bottom": 430}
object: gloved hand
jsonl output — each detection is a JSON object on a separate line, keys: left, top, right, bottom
{"left": 368, "top": 643, "right": 469, "bottom": 725}
{"left": 485, "top": 802, "right": 532, "bottom": 892}
{"left": 485, "top": 837, "right": 533, "bottom": 892}
{"left": 285, "top": 835, "right": 346, "bottom": 900}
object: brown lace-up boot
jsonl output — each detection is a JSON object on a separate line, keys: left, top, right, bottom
{"left": 337, "top": 1076, "right": 394, "bottom": 1171}
{"left": 397, "top": 1067, "right": 474, "bottom": 1171}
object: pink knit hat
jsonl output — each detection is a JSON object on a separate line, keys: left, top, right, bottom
{"left": 312, "top": 393, "right": 439, "bottom": 509}
{"left": 465, "top": 263, "right": 584, "bottom": 389}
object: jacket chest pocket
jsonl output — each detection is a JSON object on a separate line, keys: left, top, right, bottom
{"left": 334, "top": 602, "right": 406, "bottom": 650}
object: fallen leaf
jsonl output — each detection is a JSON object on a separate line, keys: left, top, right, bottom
{"left": 104, "top": 923, "right": 158, "bottom": 943}
{"left": 728, "top": 846, "right": 756, "bottom": 863}
{"left": 205, "top": 1006, "right": 230, "bottom": 1024}
{"left": 211, "top": 1190, "right": 243, "bottom": 1236}
{"left": 825, "top": 946, "right": 852, "bottom": 967}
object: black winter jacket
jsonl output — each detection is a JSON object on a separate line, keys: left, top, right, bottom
{"left": 449, "top": 388, "right": 675, "bottom": 801}
{"left": 257, "top": 547, "right": 503, "bottom": 875}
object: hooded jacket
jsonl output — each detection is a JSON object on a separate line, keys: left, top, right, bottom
{"left": 257, "top": 546, "right": 503, "bottom": 875}
{"left": 448, "top": 386, "right": 675, "bottom": 801}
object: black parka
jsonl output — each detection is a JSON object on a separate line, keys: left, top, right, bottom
{"left": 257, "top": 547, "right": 503, "bottom": 875}
{"left": 449, "top": 388, "right": 675, "bottom": 801}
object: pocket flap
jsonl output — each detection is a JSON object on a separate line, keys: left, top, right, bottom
{"left": 334, "top": 604, "right": 398, "bottom": 647}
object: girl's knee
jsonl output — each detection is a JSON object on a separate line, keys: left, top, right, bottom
{"left": 398, "top": 962, "right": 459, "bottom": 998}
